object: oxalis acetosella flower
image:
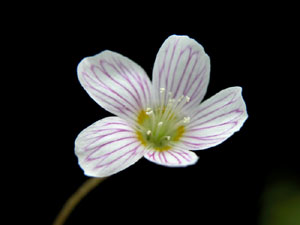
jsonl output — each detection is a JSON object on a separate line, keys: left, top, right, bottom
{"left": 75, "top": 35, "right": 248, "bottom": 177}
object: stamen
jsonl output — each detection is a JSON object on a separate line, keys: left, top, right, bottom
{"left": 185, "top": 96, "right": 190, "bottom": 102}
{"left": 146, "top": 110, "right": 153, "bottom": 115}
{"left": 159, "top": 88, "right": 166, "bottom": 117}
{"left": 163, "top": 94, "right": 186, "bottom": 123}
{"left": 137, "top": 89, "right": 189, "bottom": 150}
{"left": 183, "top": 116, "right": 190, "bottom": 123}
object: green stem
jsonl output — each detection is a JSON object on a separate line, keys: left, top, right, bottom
{"left": 53, "top": 177, "right": 107, "bottom": 225}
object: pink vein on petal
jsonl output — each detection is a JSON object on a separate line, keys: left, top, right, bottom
{"left": 182, "top": 52, "right": 201, "bottom": 96}
{"left": 172, "top": 149, "right": 191, "bottom": 162}
{"left": 161, "top": 152, "right": 168, "bottom": 164}
{"left": 188, "top": 109, "right": 243, "bottom": 131}
{"left": 94, "top": 143, "right": 142, "bottom": 169}
{"left": 85, "top": 136, "right": 137, "bottom": 156}
{"left": 81, "top": 128, "right": 132, "bottom": 141}
{"left": 173, "top": 47, "right": 200, "bottom": 99}
{"left": 97, "top": 61, "right": 141, "bottom": 108}
{"left": 87, "top": 140, "right": 139, "bottom": 161}
{"left": 189, "top": 91, "right": 239, "bottom": 127}
{"left": 147, "top": 151, "right": 156, "bottom": 161}
{"left": 184, "top": 65, "right": 208, "bottom": 107}
{"left": 109, "top": 57, "right": 144, "bottom": 108}
{"left": 91, "top": 64, "right": 140, "bottom": 112}
{"left": 158, "top": 42, "right": 170, "bottom": 95}
{"left": 164, "top": 38, "right": 180, "bottom": 103}
{"left": 82, "top": 71, "right": 136, "bottom": 117}
{"left": 167, "top": 151, "right": 182, "bottom": 164}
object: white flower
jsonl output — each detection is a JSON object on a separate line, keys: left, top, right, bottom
{"left": 75, "top": 35, "right": 248, "bottom": 177}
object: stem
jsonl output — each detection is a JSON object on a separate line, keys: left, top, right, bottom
{"left": 53, "top": 177, "right": 107, "bottom": 225}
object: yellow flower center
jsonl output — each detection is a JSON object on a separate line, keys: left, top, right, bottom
{"left": 135, "top": 89, "right": 190, "bottom": 151}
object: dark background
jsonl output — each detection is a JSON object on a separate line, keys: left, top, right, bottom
{"left": 20, "top": 29, "right": 297, "bottom": 224}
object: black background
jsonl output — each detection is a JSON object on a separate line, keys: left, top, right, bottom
{"left": 19, "top": 29, "right": 296, "bottom": 225}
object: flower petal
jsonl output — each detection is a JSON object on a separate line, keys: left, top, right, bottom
{"left": 152, "top": 35, "right": 210, "bottom": 111}
{"left": 77, "top": 50, "right": 152, "bottom": 123}
{"left": 181, "top": 87, "right": 248, "bottom": 150}
{"left": 75, "top": 117, "right": 146, "bottom": 177}
{"left": 144, "top": 148, "right": 198, "bottom": 167}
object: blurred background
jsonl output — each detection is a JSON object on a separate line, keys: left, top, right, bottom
{"left": 23, "top": 29, "right": 297, "bottom": 224}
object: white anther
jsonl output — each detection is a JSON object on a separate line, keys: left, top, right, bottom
{"left": 183, "top": 116, "right": 190, "bottom": 123}
{"left": 185, "top": 96, "right": 190, "bottom": 102}
{"left": 160, "top": 88, "right": 165, "bottom": 93}
{"left": 146, "top": 110, "right": 153, "bottom": 115}
{"left": 146, "top": 130, "right": 152, "bottom": 135}
{"left": 146, "top": 107, "right": 152, "bottom": 112}
{"left": 158, "top": 121, "right": 163, "bottom": 126}
{"left": 165, "top": 136, "right": 171, "bottom": 140}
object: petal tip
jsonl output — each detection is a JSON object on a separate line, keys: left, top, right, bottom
{"left": 74, "top": 117, "right": 145, "bottom": 177}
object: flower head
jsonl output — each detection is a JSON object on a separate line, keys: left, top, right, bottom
{"left": 75, "top": 35, "right": 248, "bottom": 177}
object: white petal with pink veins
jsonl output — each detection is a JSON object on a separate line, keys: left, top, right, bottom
{"left": 144, "top": 148, "right": 198, "bottom": 167}
{"left": 181, "top": 87, "right": 248, "bottom": 150}
{"left": 77, "top": 50, "right": 152, "bottom": 124}
{"left": 75, "top": 117, "right": 146, "bottom": 177}
{"left": 152, "top": 35, "right": 210, "bottom": 112}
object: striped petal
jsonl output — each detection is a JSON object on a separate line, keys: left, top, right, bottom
{"left": 152, "top": 35, "right": 210, "bottom": 112}
{"left": 77, "top": 50, "right": 152, "bottom": 123}
{"left": 181, "top": 87, "right": 248, "bottom": 150}
{"left": 75, "top": 117, "right": 146, "bottom": 177}
{"left": 144, "top": 148, "right": 198, "bottom": 167}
